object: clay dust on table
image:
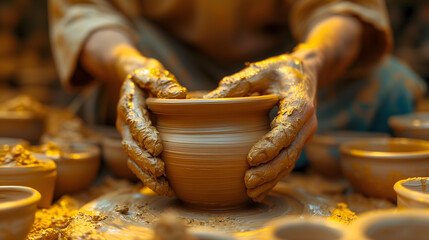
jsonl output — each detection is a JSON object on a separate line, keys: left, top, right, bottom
{"left": 25, "top": 174, "right": 395, "bottom": 239}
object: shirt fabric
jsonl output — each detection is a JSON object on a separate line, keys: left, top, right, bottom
{"left": 49, "top": 0, "right": 392, "bottom": 90}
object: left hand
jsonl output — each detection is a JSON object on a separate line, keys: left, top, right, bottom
{"left": 205, "top": 54, "right": 318, "bottom": 202}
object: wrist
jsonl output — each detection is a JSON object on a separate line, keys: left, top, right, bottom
{"left": 292, "top": 46, "right": 324, "bottom": 84}
{"left": 111, "top": 44, "right": 146, "bottom": 80}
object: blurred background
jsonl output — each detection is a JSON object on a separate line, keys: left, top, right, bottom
{"left": 0, "top": 0, "right": 428, "bottom": 107}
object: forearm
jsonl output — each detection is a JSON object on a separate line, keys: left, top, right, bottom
{"left": 80, "top": 28, "right": 143, "bottom": 83}
{"left": 293, "top": 15, "right": 363, "bottom": 88}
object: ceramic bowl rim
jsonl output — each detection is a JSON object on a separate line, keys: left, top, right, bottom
{"left": 0, "top": 111, "right": 43, "bottom": 120}
{"left": 146, "top": 95, "right": 279, "bottom": 115}
{"left": 0, "top": 138, "right": 29, "bottom": 146}
{"left": 189, "top": 230, "right": 236, "bottom": 240}
{"left": 394, "top": 177, "right": 429, "bottom": 203}
{"left": 339, "top": 138, "right": 429, "bottom": 160}
{"left": 147, "top": 94, "right": 278, "bottom": 104}
{"left": 60, "top": 143, "right": 100, "bottom": 161}
{"left": 0, "top": 186, "right": 41, "bottom": 212}
{"left": 310, "top": 131, "right": 389, "bottom": 146}
{"left": 346, "top": 209, "right": 429, "bottom": 240}
{"left": 389, "top": 112, "right": 429, "bottom": 130}
{"left": 0, "top": 158, "right": 56, "bottom": 174}
{"left": 264, "top": 215, "right": 344, "bottom": 239}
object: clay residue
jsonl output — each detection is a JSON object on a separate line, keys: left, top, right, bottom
{"left": 27, "top": 177, "right": 136, "bottom": 240}
{"left": 0, "top": 145, "right": 41, "bottom": 166}
{"left": 153, "top": 212, "right": 194, "bottom": 240}
{"left": 0, "top": 94, "right": 46, "bottom": 117}
{"left": 27, "top": 196, "right": 82, "bottom": 240}
{"left": 329, "top": 203, "right": 358, "bottom": 225}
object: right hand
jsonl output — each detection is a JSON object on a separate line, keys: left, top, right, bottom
{"left": 116, "top": 55, "right": 187, "bottom": 196}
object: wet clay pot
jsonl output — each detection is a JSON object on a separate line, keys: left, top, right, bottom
{"left": 0, "top": 158, "right": 56, "bottom": 208}
{"left": 340, "top": 138, "right": 429, "bottom": 201}
{"left": 146, "top": 95, "right": 278, "bottom": 209}
{"left": 394, "top": 177, "right": 429, "bottom": 209}
{"left": 0, "top": 186, "right": 41, "bottom": 240}
{"left": 346, "top": 209, "right": 429, "bottom": 240}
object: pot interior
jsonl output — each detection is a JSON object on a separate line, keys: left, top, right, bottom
{"left": 402, "top": 178, "right": 429, "bottom": 194}
{"left": 0, "top": 187, "right": 35, "bottom": 206}
{"left": 274, "top": 223, "right": 342, "bottom": 240}
{"left": 366, "top": 218, "right": 429, "bottom": 240}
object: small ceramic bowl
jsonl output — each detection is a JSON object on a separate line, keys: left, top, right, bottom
{"left": 0, "top": 157, "right": 56, "bottom": 208}
{"left": 93, "top": 125, "right": 136, "bottom": 180}
{"left": 262, "top": 216, "right": 345, "bottom": 240}
{"left": 39, "top": 143, "right": 100, "bottom": 197}
{"left": 0, "top": 186, "right": 41, "bottom": 240}
{"left": 0, "top": 111, "right": 44, "bottom": 144}
{"left": 389, "top": 112, "right": 429, "bottom": 140}
{"left": 340, "top": 138, "right": 429, "bottom": 201}
{"left": 345, "top": 209, "right": 429, "bottom": 240}
{"left": 305, "top": 131, "right": 389, "bottom": 178}
{"left": 394, "top": 177, "right": 429, "bottom": 209}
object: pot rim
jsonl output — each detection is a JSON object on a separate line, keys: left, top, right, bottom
{"left": 146, "top": 95, "right": 278, "bottom": 115}
{"left": 0, "top": 158, "right": 56, "bottom": 174}
{"left": 388, "top": 112, "right": 429, "bottom": 130}
{"left": 346, "top": 209, "right": 429, "bottom": 240}
{"left": 61, "top": 143, "right": 100, "bottom": 161}
{"left": 0, "top": 185, "right": 41, "bottom": 213}
{"left": 339, "top": 138, "right": 429, "bottom": 160}
{"left": 394, "top": 177, "right": 429, "bottom": 203}
{"left": 0, "top": 111, "right": 43, "bottom": 120}
{"left": 263, "top": 216, "right": 344, "bottom": 239}
{"left": 310, "top": 131, "right": 389, "bottom": 146}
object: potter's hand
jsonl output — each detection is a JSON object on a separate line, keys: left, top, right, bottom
{"left": 205, "top": 54, "right": 318, "bottom": 202}
{"left": 116, "top": 57, "right": 187, "bottom": 197}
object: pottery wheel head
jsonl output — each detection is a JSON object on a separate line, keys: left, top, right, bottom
{"left": 83, "top": 190, "right": 304, "bottom": 234}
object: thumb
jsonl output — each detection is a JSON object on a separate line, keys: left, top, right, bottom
{"left": 131, "top": 68, "right": 187, "bottom": 99}
{"left": 204, "top": 65, "right": 276, "bottom": 98}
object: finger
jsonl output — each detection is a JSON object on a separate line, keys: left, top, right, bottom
{"left": 245, "top": 114, "right": 317, "bottom": 189}
{"left": 204, "top": 64, "right": 277, "bottom": 98}
{"left": 127, "top": 159, "right": 174, "bottom": 197}
{"left": 131, "top": 68, "right": 187, "bottom": 99}
{"left": 117, "top": 118, "right": 165, "bottom": 177}
{"left": 247, "top": 97, "right": 315, "bottom": 166}
{"left": 247, "top": 169, "right": 290, "bottom": 202}
{"left": 118, "top": 78, "right": 163, "bottom": 156}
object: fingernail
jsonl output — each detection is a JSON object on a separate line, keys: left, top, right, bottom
{"left": 245, "top": 174, "right": 256, "bottom": 188}
{"left": 248, "top": 151, "right": 267, "bottom": 166}
{"left": 160, "top": 85, "right": 187, "bottom": 99}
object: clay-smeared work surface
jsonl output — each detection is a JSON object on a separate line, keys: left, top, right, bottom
{"left": 146, "top": 95, "right": 278, "bottom": 209}
{"left": 24, "top": 174, "right": 395, "bottom": 239}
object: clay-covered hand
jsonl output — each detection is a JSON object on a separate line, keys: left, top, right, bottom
{"left": 205, "top": 54, "right": 318, "bottom": 202}
{"left": 116, "top": 56, "right": 187, "bottom": 196}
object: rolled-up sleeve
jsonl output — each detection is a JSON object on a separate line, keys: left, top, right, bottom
{"left": 289, "top": 0, "right": 392, "bottom": 76}
{"left": 49, "top": 0, "right": 136, "bottom": 91}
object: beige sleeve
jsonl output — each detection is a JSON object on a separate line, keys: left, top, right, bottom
{"left": 289, "top": 0, "right": 393, "bottom": 76}
{"left": 48, "top": 0, "right": 136, "bottom": 91}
